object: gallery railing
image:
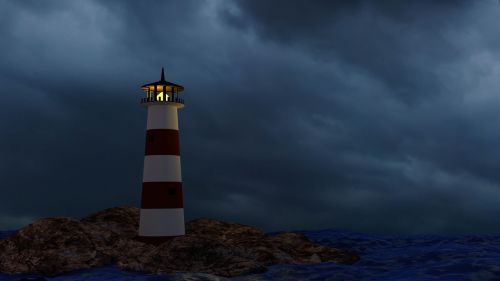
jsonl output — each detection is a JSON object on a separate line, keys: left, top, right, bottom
{"left": 140, "top": 96, "right": 184, "bottom": 104}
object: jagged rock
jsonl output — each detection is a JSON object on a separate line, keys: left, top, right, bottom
{"left": 0, "top": 217, "right": 112, "bottom": 275}
{"left": 82, "top": 206, "right": 139, "bottom": 239}
{"left": 0, "top": 206, "right": 359, "bottom": 277}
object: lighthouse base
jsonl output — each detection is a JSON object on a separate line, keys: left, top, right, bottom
{"left": 134, "top": 235, "right": 177, "bottom": 245}
{"left": 138, "top": 208, "right": 185, "bottom": 237}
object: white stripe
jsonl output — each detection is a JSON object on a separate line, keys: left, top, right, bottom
{"left": 146, "top": 104, "right": 179, "bottom": 130}
{"left": 139, "top": 208, "right": 185, "bottom": 236}
{"left": 143, "top": 155, "right": 182, "bottom": 182}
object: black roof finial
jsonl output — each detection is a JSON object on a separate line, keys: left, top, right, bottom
{"left": 161, "top": 67, "right": 165, "bottom": 81}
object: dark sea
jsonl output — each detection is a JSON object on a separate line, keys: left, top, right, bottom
{"left": 1, "top": 229, "right": 500, "bottom": 281}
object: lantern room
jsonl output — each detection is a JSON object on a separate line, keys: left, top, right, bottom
{"left": 141, "top": 68, "right": 185, "bottom": 104}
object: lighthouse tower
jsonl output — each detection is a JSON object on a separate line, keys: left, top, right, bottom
{"left": 138, "top": 68, "right": 185, "bottom": 242}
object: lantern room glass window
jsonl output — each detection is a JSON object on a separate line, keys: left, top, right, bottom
{"left": 156, "top": 91, "right": 170, "bottom": 101}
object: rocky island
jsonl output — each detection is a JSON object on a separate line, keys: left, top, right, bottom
{"left": 0, "top": 206, "right": 358, "bottom": 277}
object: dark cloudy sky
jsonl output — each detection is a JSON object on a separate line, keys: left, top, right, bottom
{"left": 2, "top": 0, "right": 500, "bottom": 234}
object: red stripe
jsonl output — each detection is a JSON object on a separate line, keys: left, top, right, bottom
{"left": 141, "top": 182, "right": 183, "bottom": 208}
{"left": 145, "top": 129, "right": 180, "bottom": 155}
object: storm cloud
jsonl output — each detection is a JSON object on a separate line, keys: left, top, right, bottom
{"left": 1, "top": 0, "right": 500, "bottom": 234}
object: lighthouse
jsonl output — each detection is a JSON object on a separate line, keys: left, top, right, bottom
{"left": 137, "top": 68, "right": 185, "bottom": 242}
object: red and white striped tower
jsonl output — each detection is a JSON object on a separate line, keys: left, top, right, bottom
{"left": 137, "top": 68, "right": 186, "bottom": 242}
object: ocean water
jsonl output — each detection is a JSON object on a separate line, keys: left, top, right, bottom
{"left": 1, "top": 229, "right": 500, "bottom": 281}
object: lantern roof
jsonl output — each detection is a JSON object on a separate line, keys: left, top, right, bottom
{"left": 141, "top": 68, "right": 184, "bottom": 93}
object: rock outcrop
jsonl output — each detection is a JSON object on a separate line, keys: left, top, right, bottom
{"left": 0, "top": 206, "right": 358, "bottom": 277}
